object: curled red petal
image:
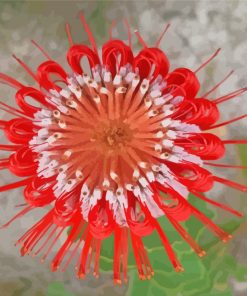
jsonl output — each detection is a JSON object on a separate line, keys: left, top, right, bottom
{"left": 151, "top": 191, "right": 206, "bottom": 256}
{"left": 152, "top": 184, "right": 192, "bottom": 222}
{"left": 53, "top": 188, "right": 81, "bottom": 227}
{"left": 167, "top": 68, "right": 200, "bottom": 98}
{"left": 16, "top": 87, "right": 53, "bottom": 116}
{"left": 176, "top": 133, "right": 225, "bottom": 160}
{"left": 4, "top": 118, "right": 34, "bottom": 144}
{"left": 165, "top": 162, "right": 214, "bottom": 192}
{"left": 24, "top": 176, "right": 56, "bottom": 207}
{"left": 67, "top": 44, "right": 100, "bottom": 75}
{"left": 88, "top": 197, "right": 115, "bottom": 240}
{"left": 172, "top": 98, "right": 219, "bottom": 128}
{"left": 133, "top": 47, "right": 169, "bottom": 80}
{"left": 102, "top": 40, "right": 134, "bottom": 76}
{"left": 125, "top": 191, "right": 154, "bottom": 236}
{"left": 37, "top": 60, "right": 67, "bottom": 91}
{"left": 9, "top": 146, "right": 37, "bottom": 177}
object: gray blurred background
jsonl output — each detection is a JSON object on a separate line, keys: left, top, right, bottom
{"left": 0, "top": 1, "right": 246, "bottom": 295}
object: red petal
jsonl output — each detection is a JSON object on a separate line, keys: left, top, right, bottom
{"left": 167, "top": 68, "right": 200, "bottom": 98}
{"left": 102, "top": 40, "right": 134, "bottom": 76}
{"left": 133, "top": 47, "right": 169, "bottom": 80}
{"left": 176, "top": 133, "right": 225, "bottom": 160}
{"left": 4, "top": 118, "right": 34, "bottom": 144}
{"left": 16, "top": 87, "right": 53, "bottom": 116}
{"left": 9, "top": 146, "right": 37, "bottom": 177}
{"left": 37, "top": 61, "right": 67, "bottom": 91}
{"left": 67, "top": 44, "right": 100, "bottom": 75}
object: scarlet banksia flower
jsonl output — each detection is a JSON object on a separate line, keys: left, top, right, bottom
{"left": 0, "top": 13, "right": 247, "bottom": 284}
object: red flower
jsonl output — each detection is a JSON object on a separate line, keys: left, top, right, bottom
{"left": 0, "top": 14, "right": 246, "bottom": 284}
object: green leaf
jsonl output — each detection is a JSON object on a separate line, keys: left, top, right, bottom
{"left": 124, "top": 194, "right": 247, "bottom": 296}
{"left": 238, "top": 144, "right": 247, "bottom": 179}
{"left": 46, "top": 282, "right": 75, "bottom": 296}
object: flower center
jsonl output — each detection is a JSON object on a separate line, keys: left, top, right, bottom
{"left": 92, "top": 120, "right": 133, "bottom": 151}
{"left": 31, "top": 67, "right": 186, "bottom": 208}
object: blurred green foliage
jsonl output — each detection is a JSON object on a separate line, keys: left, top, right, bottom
{"left": 47, "top": 282, "right": 74, "bottom": 296}
{"left": 48, "top": 149, "right": 247, "bottom": 296}
{"left": 47, "top": 193, "right": 247, "bottom": 296}
{"left": 101, "top": 146, "right": 247, "bottom": 295}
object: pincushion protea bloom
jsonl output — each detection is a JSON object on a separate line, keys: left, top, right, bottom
{"left": 0, "top": 14, "right": 246, "bottom": 283}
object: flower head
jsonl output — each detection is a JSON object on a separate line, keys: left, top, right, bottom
{"left": 0, "top": 13, "right": 246, "bottom": 283}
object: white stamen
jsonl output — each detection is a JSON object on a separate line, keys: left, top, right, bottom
{"left": 53, "top": 110, "right": 60, "bottom": 118}
{"left": 63, "top": 150, "right": 72, "bottom": 159}
{"left": 41, "top": 109, "right": 52, "bottom": 117}
{"left": 67, "top": 100, "right": 77, "bottom": 109}
{"left": 154, "top": 144, "right": 162, "bottom": 152}
{"left": 138, "top": 162, "right": 147, "bottom": 169}
{"left": 81, "top": 184, "right": 90, "bottom": 199}
{"left": 133, "top": 186, "right": 141, "bottom": 198}
{"left": 140, "top": 79, "right": 149, "bottom": 94}
{"left": 68, "top": 83, "right": 82, "bottom": 99}
{"left": 119, "top": 66, "right": 127, "bottom": 76}
{"left": 146, "top": 171, "right": 155, "bottom": 182}
{"left": 125, "top": 72, "right": 135, "bottom": 83}
{"left": 47, "top": 133, "right": 62, "bottom": 144}
{"left": 161, "top": 118, "right": 172, "bottom": 127}
{"left": 166, "top": 130, "right": 177, "bottom": 139}
{"left": 88, "top": 80, "right": 98, "bottom": 89}
{"left": 93, "top": 95, "right": 101, "bottom": 104}
{"left": 113, "top": 74, "right": 122, "bottom": 85}
{"left": 92, "top": 71, "right": 101, "bottom": 83}
{"left": 106, "top": 190, "right": 114, "bottom": 202}
{"left": 103, "top": 179, "right": 110, "bottom": 188}
{"left": 57, "top": 105, "right": 69, "bottom": 114}
{"left": 139, "top": 177, "right": 148, "bottom": 187}
{"left": 75, "top": 75, "right": 84, "bottom": 86}
{"left": 168, "top": 155, "right": 180, "bottom": 163}
{"left": 150, "top": 90, "right": 161, "bottom": 98}
{"left": 125, "top": 184, "right": 134, "bottom": 191}
{"left": 133, "top": 169, "right": 140, "bottom": 179}
{"left": 156, "top": 131, "right": 164, "bottom": 138}
{"left": 160, "top": 152, "right": 170, "bottom": 159}
{"left": 40, "top": 118, "right": 53, "bottom": 126}
{"left": 148, "top": 109, "right": 158, "bottom": 117}
{"left": 58, "top": 120, "right": 66, "bottom": 129}
{"left": 104, "top": 71, "right": 112, "bottom": 83}
{"left": 50, "top": 89, "right": 60, "bottom": 97}
{"left": 83, "top": 74, "right": 90, "bottom": 84}
{"left": 60, "top": 89, "right": 71, "bottom": 99}
{"left": 132, "top": 75, "right": 140, "bottom": 88}
{"left": 64, "top": 179, "right": 76, "bottom": 192}
{"left": 38, "top": 128, "right": 49, "bottom": 137}
{"left": 100, "top": 87, "right": 108, "bottom": 94}
{"left": 110, "top": 171, "right": 119, "bottom": 182}
{"left": 151, "top": 165, "right": 160, "bottom": 172}
{"left": 144, "top": 98, "right": 152, "bottom": 108}
{"left": 75, "top": 170, "right": 83, "bottom": 179}
{"left": 116, "top": 87, "right": 127, "bottom": 94}
{"left": 162, "top": 139, "right": 174, "bottom": 148}
{"left": 154, "top": 96, "right": 165, "bottom": 105}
